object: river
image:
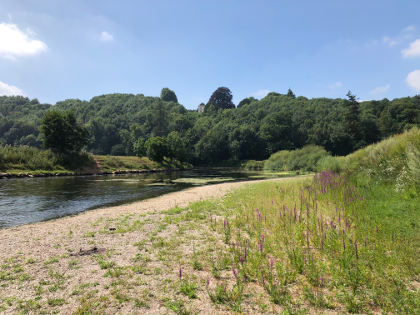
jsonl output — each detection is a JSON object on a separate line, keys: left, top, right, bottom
{"left": 0, "top": 168, "right": 283, "bottom": 229}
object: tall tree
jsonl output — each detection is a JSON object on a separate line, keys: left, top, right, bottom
{"left": 205, "top": 87, "right": 235, "bottom": 111}
{"left": 344, "top": 91, "right": 362, "bottom": 151}
{"left": 160, "top": 88, "right": 178, "bottom": 103}
{"left": 287, "top": 88, "right": 296, "bottom": 98}
{"left": 41, "top": 110, "right": 88, "bottom": 157}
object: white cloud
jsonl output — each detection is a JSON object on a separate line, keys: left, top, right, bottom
{"left": 382, "top": 36, "right": 397, "bottom": 47}
{"left": 0, "top": 23, "right": 47, "bottom": 60}
{"left": 100, "top": 31, "right": 114, "bottom": 42}
{"left": 251, "top": 89, "right": 270, "bottom": 99}
{"left": 406, "top": 70, "right": 420, "bottom": 91}
{"left": 402, "top": 39, "right": 420, "bottom": 58}
{"left": 329, "top": 81, "right": 342, "bottom": 90}
{"left": 0, "top": 81, "right": 25, "bottom": 96}
{"left": 369, "top": 84, "right": 390, "bottom": 95}
{"left": 403, "top": 25, "right": 416, "bottom": 32}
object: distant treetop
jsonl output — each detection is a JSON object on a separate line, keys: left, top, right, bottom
{"left": 205, "top": 87, "right": 235, "bottom": 111}
{"left": 160, "top": 88, "right": 178, "bottom": 103}
{"left": 287, "top": 89, "right": 296, "bottom": 98}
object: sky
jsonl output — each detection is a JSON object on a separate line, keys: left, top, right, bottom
{"left": 0, "top": 0, "right": 420, "bottom": 109}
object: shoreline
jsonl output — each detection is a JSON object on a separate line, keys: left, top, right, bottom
{"left": 0, "top": 167, "right": 183, "bottom": 179}
{"left": 0, "top": 176, "right": 307, "bottom": 314}
{"left": 0, "top": 176, "right": 306, "bottom": 233}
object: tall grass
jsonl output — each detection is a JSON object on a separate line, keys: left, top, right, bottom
{"left": 205, "top": 173, "right": 418, "bottom": 313}
{"left": 0, "top": 145, "right": 61, "bottom": 171}
{"left": 0, "top": 145, "right": 95, "bottom": 172}
{"left": 318, "top": 127, "right": 420, "bottom": 191}
{"left": 265, "top": 145, "right": 330, "bottom": 172}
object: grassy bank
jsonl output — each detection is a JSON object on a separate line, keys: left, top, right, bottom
{"left": 0, "top": 145, "right": 190, "bottom": 176}
{"left": 95, "top": 155, "right": 190, "bottom": 173}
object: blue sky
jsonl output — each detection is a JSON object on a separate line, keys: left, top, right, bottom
{"left": 0, "top": 0, "right": 420, "bottom": 109}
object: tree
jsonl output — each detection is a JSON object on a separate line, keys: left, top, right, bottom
{"left": 237, "top": 97, "right": 257, "bottom": 108}
{"left": 287, "top": 89, "right": 296, "bottom": 98}
{"left": 151, "top": 101, "right": 168, "bottom": 137}
{"left": 145, "top": 137, "right": 168, "bottom": 162}
{"left": 344, "top": 91, "right": 362, "bottom": 151}
{"left": 167, "top": 131, "right": 188, "bottom": 162}
{"left": 160, "top": 88, "right": 178, "bottom": 103}
{"left": 133, "top": 137, "right": 146, "bottom": 157}
{"left": 205, "top": 87, "right": 235, "bottom": 112}
{"left": 41, "top": 110, "right": 88, "bottom": 157}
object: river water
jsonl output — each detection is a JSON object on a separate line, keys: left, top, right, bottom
{"left": 0, "top": 168, "right": 281, "bottom": 229}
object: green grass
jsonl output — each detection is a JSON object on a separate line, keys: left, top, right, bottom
{"left": 95, "top": 155, "right": 191, "bottom": 172}
{"left": 94, "top": 155, "right": 160, "bottom": 172}
{"left": 195, "top": 174, "right": 419, "bottom": 313}
{"left": 0, "top": 146, "right": 191, "bottom": 175}
{"left": 319, "top": 127, "right": 420, "bottom": 191}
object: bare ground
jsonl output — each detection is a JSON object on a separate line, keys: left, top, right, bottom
{"left": 0, "top": 177, "right": 307, "bottom": 314}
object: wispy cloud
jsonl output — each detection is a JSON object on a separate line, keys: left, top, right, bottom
{"left": 403, "top": 25, "right": 416, "bottom": 32}
{"left": 0, "top": 23, "right": 47, "bottom": 60}
{"left": 100, "top": 31, "right": 114, "bottom": 42}
{"left": 369, "top": 84, "right": 390, "bottom": 95}
{"left": 329, "top": 81, "right": 343, "bottom": 90}
{"left": 382, "top": 36, "right": 397, "bottom": 47}
{"left": 402, "top": 39, "right": 420, "bottom": 58}
{"left": 406, "top": 70, "right": 420, "bottom": 91}
{"left": 251, "top": 89, "right": 271, "bottom": 99}
{"left": 0, "top": 81, "right": 25, "bottom": 96}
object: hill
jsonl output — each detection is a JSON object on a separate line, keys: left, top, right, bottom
{"left": 1, "top": 91, "right": 419, "bottom": 164}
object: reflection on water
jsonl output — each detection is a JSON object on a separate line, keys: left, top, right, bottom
{"left": 0, "top": 168, "right": 283, "bottom": 229}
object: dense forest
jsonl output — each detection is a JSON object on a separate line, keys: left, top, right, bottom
{"left": 1, "top": 87, "right": 419, "bottom": 164}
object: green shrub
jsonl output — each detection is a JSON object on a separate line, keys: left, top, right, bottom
{"left": 316, "top": 155, "right": 344, "bottom": 173}
{"left": 264, "top": 145, "right": 330, "bottom": 172}
{"left": 0, "top": 145, "right": 93, "bottom": 172}
{"left": 241, "top": 160, "right": 264, "bottom": 170}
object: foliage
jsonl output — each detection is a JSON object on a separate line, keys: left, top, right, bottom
{"left": 160, "top": 87, "right": 178, "bottom": 103}
{"left": 133, "top": 137, "right": 146, "bottom": 157}
{"left": 0, "top": 145, "right": 61, "bottom": 171}
{"left": 145, "top": 137, "right": 168, "bottom": 162}
{"left": 205, "top": 87, "right": 235, "bottom": 112}
{"left": 40, "top": 110, "right": 89, "bottom": 158}
{"left": 1, "top": 90, "right": 419, "bottom": 165}
{"left": 264, "top": 145, "right": 330, "bottom": 172}
{"left": 342, "top": 127, "right": 420, "bottom": 191}
{"left": 166, "top": 131, "right": 188, "bottom": 162}
{"left": 241, "top": 160, "right": 264, "bottom": 170}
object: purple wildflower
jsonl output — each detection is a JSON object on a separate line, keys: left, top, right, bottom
{"left": 232, "top": 267, "right": 238, "bottom": 280}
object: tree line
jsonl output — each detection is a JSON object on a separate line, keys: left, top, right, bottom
{"left": 1, "top": 86, "right": 419, "bottom": 164}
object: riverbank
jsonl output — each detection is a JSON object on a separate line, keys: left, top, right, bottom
{"left": 0, "top": 176, "right": 304, "bottom": 314}
{"left": 0, "top": 154, "right": 190, "bottom": 179}
{"left": 1, "top": 173, "right": 418, "bottom": 314}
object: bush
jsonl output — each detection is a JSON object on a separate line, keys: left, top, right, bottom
{"left": 316, "top": 155, "right": 344, "bottom": 173}
{"left": 145, "top": 137, "right": 169, "bottom": 162}
{"left": 264, "top": 145, "right": 330, "bottom": 172}
{"left": 0, "top": 145, "right": 59, "bottom": 171}
{"left": 0, "top": 145, "right": 94, "bottom": 172}
{"left": 241, "top": 160, "right": 264, "bottom": 171}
